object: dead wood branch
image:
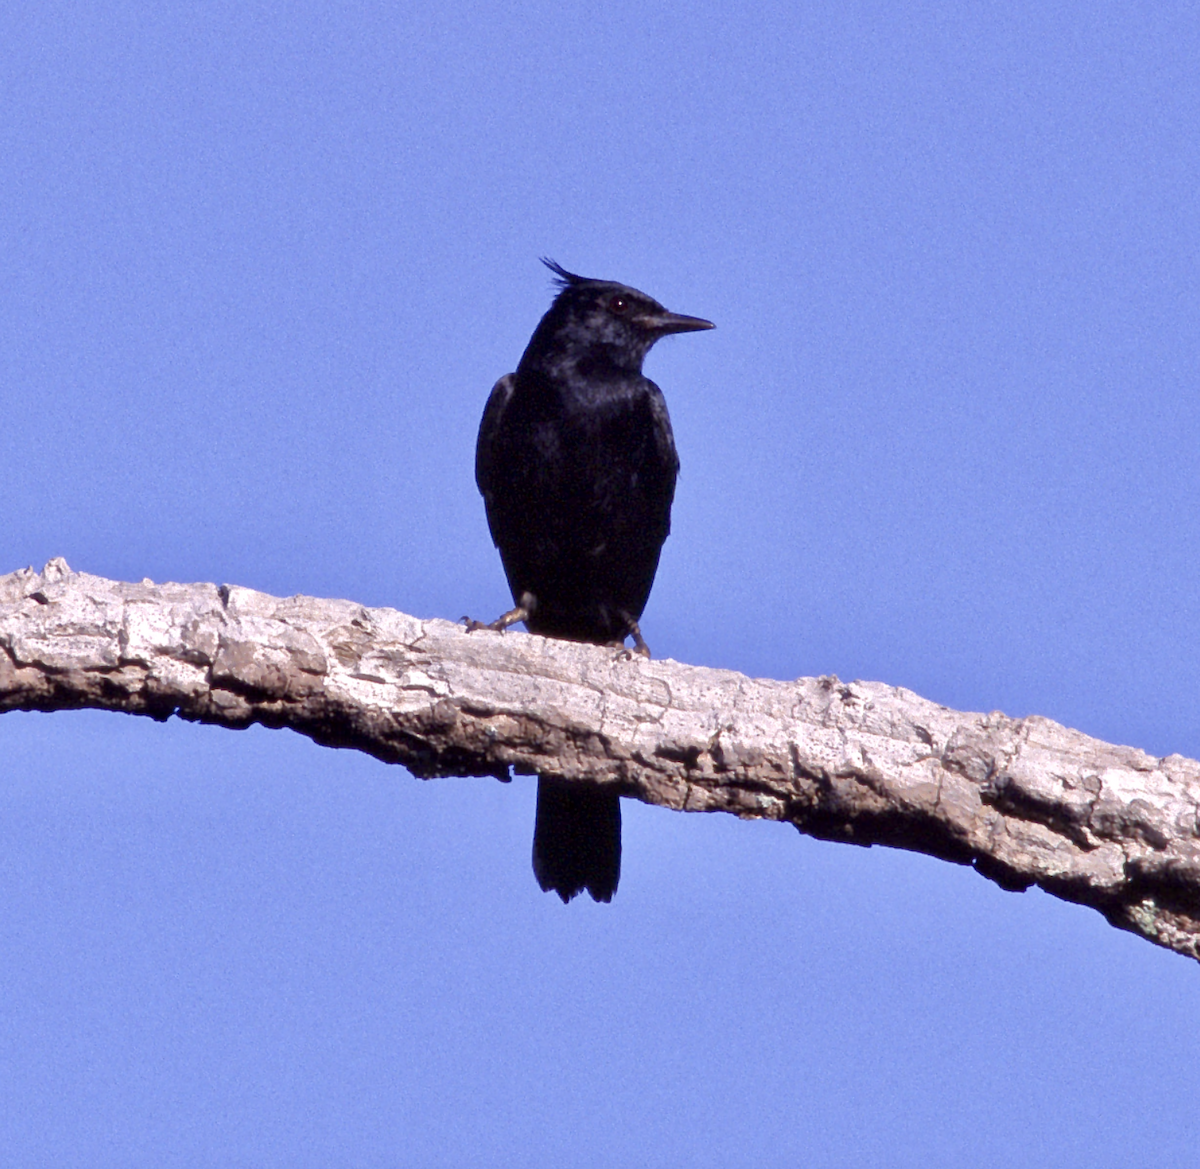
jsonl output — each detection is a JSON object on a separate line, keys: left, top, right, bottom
{"left": 3, "top": 558, "right": 1199, "bottom": 960}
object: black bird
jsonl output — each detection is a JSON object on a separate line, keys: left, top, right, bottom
{"left": 471, "top": 259, "right": 713, "bottom": 902}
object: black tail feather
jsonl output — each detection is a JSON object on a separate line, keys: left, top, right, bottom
{"left": 532, "top": 778, "right": 621, "bottom": 903}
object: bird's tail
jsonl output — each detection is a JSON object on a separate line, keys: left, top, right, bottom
{"left": 532, "top": 777, "right": 621, "bottom": 903}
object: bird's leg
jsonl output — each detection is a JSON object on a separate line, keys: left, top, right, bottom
{"left": 611, "top": 611, "right": 651, "bottom": 660}
{"left": 464, "top": 591, "right": 537, "bottom": 635}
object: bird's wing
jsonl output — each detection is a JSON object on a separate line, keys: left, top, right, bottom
{"left": 646, "top": 382, "right": 681, "bottom": 481}
{"left": 475, "top": 373, "right": 516, "bottom": 497}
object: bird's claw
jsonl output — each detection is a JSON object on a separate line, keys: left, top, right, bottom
{"left": 609, "top": 638, "right": 652, "bottom": 662}
{"left": 464, "top": 595, "right": 534, "bottom": 636}
{"left": 615, "top": 613, "right": 652, "bottom": 659}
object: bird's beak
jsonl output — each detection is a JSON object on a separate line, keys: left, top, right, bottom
{"left": 640, "top": 311, "right": 715, "bottom": 335}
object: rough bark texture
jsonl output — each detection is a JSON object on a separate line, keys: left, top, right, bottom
{"left": 3, "top": 559, "right": 1199, "bottom": 961}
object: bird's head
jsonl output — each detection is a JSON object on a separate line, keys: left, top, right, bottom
{"left": 525, "top": 259, "right": 714, "bottom": 377}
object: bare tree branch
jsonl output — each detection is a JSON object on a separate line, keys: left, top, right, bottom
{"left": 3, "top": 558, "right": 1199, "bottom": 960}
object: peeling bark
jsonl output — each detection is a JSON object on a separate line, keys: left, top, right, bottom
{"left": 3, "top": 558, "right": 1199, "bottom": 961}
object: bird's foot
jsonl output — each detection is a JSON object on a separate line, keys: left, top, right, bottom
{"left": 463, "top": 593, "right": 536, "bottom": 635}
{"left": 611, "top": 613, "right": 651, "bottom": 660}
{"left": 610, "top": 644, "right": 651, "bottom": 661}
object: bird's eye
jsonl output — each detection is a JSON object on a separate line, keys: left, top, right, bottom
{"left": 608, "top": 295, "right": 628, "bottom": 315}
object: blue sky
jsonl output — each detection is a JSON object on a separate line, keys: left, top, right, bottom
{"left": 2, "top": 3, "right": 1199, "bottom": 1164}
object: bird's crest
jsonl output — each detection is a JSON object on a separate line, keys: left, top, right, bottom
{"left": 541, "top": 257, "right": 588, "bottom": 289}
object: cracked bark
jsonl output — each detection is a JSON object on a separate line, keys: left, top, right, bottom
{"left": 3, "top": 558, "right": 1200, "bottom": 962}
